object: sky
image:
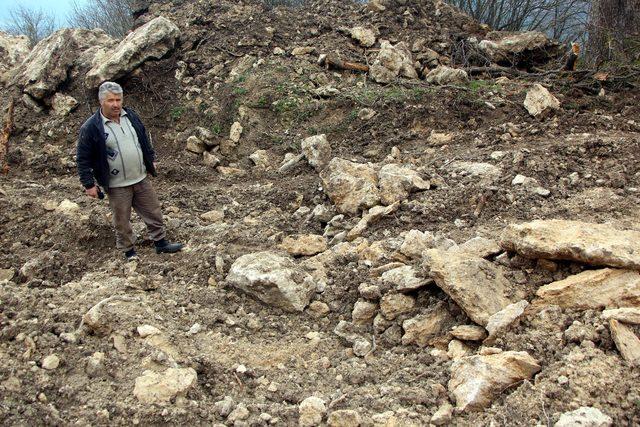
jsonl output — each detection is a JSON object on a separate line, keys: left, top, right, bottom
{"left": 0, "top": 0, "right": 89, "bottom": 27}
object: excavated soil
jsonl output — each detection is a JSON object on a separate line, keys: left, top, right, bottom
{"left": 1, "top": 0, "right": 640, "bottom": 425}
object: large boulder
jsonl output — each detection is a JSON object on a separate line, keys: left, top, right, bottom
{"left": 320, "top": 158, "right": 380, "bottom": 214}
{"left": 478, "top": 31, "right": 562, "bottom": 67}
{"left": 0, "top": 32, "right": 30, "bottom": 85}
{"left": 424, "top": 249, "right": 514, "bottom": 326}
{"left": 86, "top": 17, "right": 180, "bottom": 87}
{"left": 226, "top": 251, "right": 316, "bottom": 312}
{"left": 535, "top": 268, "right": 640, "bottom": 309}
{"left": 501, "top": 220, "right": 640, "bottom": 270}
{"left": 12, "top": 28, "right": 115, "bottom": 99}
{"left": 378, "top": 164, "right": 430, "bottom": 205}
{"left": 448, "top": 351, "right": 540, "bottom": 412}
{"left": 370, "top": 40, "right": 418, "bottom": 84}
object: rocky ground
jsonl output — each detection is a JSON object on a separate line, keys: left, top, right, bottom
{"left": 1, "top": 0, "right": 640, "bottom": 425}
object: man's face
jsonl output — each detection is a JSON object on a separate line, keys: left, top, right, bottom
{"left": 100, "top": 92, "right": 123, "bottom": 120}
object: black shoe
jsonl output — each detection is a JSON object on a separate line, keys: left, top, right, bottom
{"left": 154, "top": 238, "right": 184, "bottom": 254}
{"left": 124, "top": 249, "right": 139, "bottom": 261}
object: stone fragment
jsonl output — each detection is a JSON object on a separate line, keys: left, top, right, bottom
{"left": 381, "top": 265, "right": 431, "bottom": 292}
{"left": 358, "top": 283, "right": 382, "bottom": 300}
{"left": 347, "top": 202, "right": 399, "bottom": 241}
{"left": 524, "top": 83, "right": 560, "bottom": 117}
{"left": 227, "top": 55, "right": 256, "bottom": 81}
{"left": 380, "top": 293, "right": 415, "bottom": 320}
{"left": 320, "top": 158, "right": 380, "bottom": 214}
{"left": 86, "top": 17, "right": 179, "bottom": 87}
{"left": 186, "top": 136, "right": 206, "bottom": 154}
{"left": 367, "top": 0, "right": 386, "bottom": 12}
{"left": 500, "top": 220, "right": 640, "bottom": 269}
{"left": 602, "top": 307, "right": 640, "bottom": 324}
{"left": 350, "top": 27, "right": 376, "bottom": 47}
{"left": 485, "top": 300, "right": 529, "bottom": 338}
{"left": 425, "top": 65, "right": 469, "bottom": 85}
{"left": 228, "top": 403, "right": 250, "bottom": 423}
{"left": 554, "top": 407, "right": 613, "bottom": 427}
{"left": 55, "top": 199, "right": 80, "bottom": 215}
{"left": 42, "top": 354, "right": 60, "bottom": 370}
{"left": 137, "top": 325, "right": 161, "bottom": 338}
{"left": 249, "top": 150, "right": 271, "bottom": 169}
{"left": 51, "top": 93, "right": 78, "bottom": 116}
{"left": 228, "top": 122, "right": 242, "bottom": 143}
{"left": 448, "top": 339, "right": 472, "bottom": 359}
{"left": 133, "top": 368, "right": 197, "bottom": 404}
{"left": 609, "top": 319, "right": 640, "bottom": 365}
{"left": 214, "top": 396, "right": 235, "bottom": 418}
{"left": 451, "top": 325, "right": 487, "bottom": 341}
{"left": 448, "top": 161, "right": 501, "bottom": 182}
{"left": 402, "top": 306, "right": 452, "bottom": 346}
{"left": 292, "top": 46, "right": 316, "bottom": 56}
{"left": 327, "top": 409, "right": 361, "bottom": 427}
{"left": 0, "top": 268, "right": 15, "bottom": 284}
{"left": 449, "top": 351, "right": 540, "bottom": 412}
{"left": 203, "top": 151, "right": 220, "bottom": 167}
{"left": 428, "top": 131, "right": 454, "bottom": 145}
{"left": 301, "top": 134, "right": 331, "bottom": 171}
{"left": 458, "top": 237, "right": 501, "bottom": 258}
{"left": 424, "top": 249, "right": 514, "bottom": 326}
{"left": 307, "top": 301, "right": 330, "bottom": 318}
{"left": 201, "top": 209, "right": 225, "bottom": 222}
{"left": 352, "top": 299, "right": 378, "bottom": 325}
{"left": 226, "top": 251, "right": 315, "bottom": 312}
{"left": 280, "top": 234, "right": 327, "bottom": 257}
{"left": 299, "top": 396, "right": 327, "bottom": 427}
{"left": 430, "top": 403, "right": 453, "bottom": 426}
{"left": 400, "top": 229, "right": 435, "bottom": 259}
{"left": 370, "top": 40, "right": 418, "bottom": 84}
{"left": 378, "top": 164, "right": 430, "bottom": 205}
{"left": 534, "top": 269, "right": 640, "bottom": 309}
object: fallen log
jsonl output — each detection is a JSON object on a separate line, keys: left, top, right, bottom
{"left": 1, "top": 99, "right": 14, "bottom": 175}
{"left": 318, "top": 54, "right": 370, "bottom": 73}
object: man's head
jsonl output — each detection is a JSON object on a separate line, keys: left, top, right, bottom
{"left": 98, "top": 81, "right": 123, "bottom": 121}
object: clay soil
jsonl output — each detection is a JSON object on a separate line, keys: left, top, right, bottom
{"left": 1, "top": 0, "right": 640, "bottom": 425}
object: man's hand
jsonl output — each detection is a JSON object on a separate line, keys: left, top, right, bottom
{"left": 153, "top": 162, "right": 158, "bottom": 171}
{"left": 85, "top": 186, "right": 99, "bottom": 198}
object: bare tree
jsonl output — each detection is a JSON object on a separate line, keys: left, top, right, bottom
{"left": 2, "top": 5, "right": 56, "bottom": 47}
{"left": 445, "top": 0, "right": 590, "bottom": 43}
{"left": 586, "top": 0, "right": 640, "bottom": 64}
{"left": 67, "top": 0, "right": 135, "bottom": 39}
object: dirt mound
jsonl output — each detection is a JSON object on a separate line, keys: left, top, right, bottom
{"left": 1, "top": 0, "right": 640, "bottom": 425}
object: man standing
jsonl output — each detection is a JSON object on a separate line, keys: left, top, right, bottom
{"left": 77, "top": 81, "right": 183, "bottom": 260}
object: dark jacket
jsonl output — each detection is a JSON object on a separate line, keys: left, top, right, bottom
{"left": 76, "top": 107, "right": 157, "bottom": 191}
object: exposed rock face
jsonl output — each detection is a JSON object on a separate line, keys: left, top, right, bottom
{"left": 226, "top": 251, "right": 316, "bottom": 312}
{"left": 449, "top": 351, "right": 541, "bottom": 411}
{"left": 425, "top": 65, "right": 469, "bottom": 85}
{"left": 0, "top": 32, "right": 30, "bottom": 85}
{"left": 478, "top": 31, "right": 562, "bottom": 67}
{"left": 378, "top": 164, "right": 430, "bottom": 205}
{"left": 301, "top": 134, "right": 331, "bottom": 171}
{"left": 424, "top": 249, "right": 514, "bottom": 326}
{"left": 86, "top": 17, "right": 180, "bottom": 87}
{"left": 133, "top": 368, "right": 197, "bottom": 404}
{"left": 13, "top": 28, "right": 115, "bottom": 99}
{"left": 280, "top": 234, "right": 327, "bottom": 256}
{"left": 524, "top": 84, "right": 560, "bottom": 117}
{"left": 370, "top": 40, "right": 418, "bottom": 83}
{"left": 320, "top": 158, "right": 380, "bottom": 214}
{"left": 501, "top": 220, "right": 640, "bottom": 269}
{"left": 609, "top": 319, "right": 640, "bottom": 366}
{"left": 534, "top": 269, "right": 640, "bottom": 309}
{"left": 554, "top": 407, "right": 613, "bottom": 427}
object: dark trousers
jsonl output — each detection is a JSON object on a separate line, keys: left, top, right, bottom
{"left": 107, "top": 177, "right": 165, "bottom": 252}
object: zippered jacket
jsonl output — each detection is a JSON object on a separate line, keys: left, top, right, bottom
{"left": 77, "top": 107, "right": 157, "bottom": 190}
